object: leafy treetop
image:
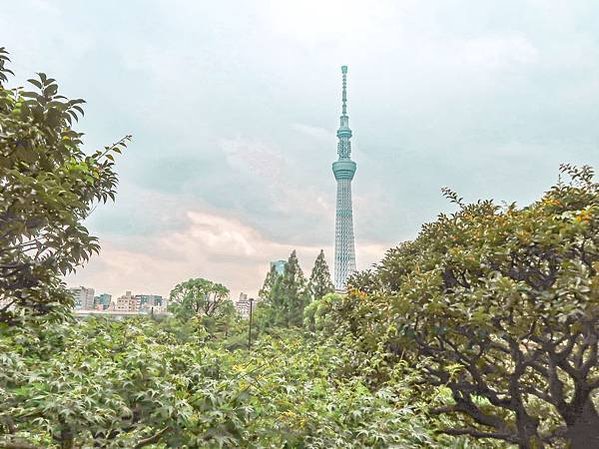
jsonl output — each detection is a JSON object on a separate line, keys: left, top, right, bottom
{"left": 345, "top": 164, "right": 599, "bottom": 449}
{"left": 308, "top": 249, "right": 335, "bottom": 301}
{"left": 169, "top": 277, "right": 230, "bottom": 322}
{"left": 0, "top": 47, "right": 128, "bottom": 325}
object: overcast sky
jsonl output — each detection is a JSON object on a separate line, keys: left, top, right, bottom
{"left": 3, "top": 0, "right": 599, "bottom": 298}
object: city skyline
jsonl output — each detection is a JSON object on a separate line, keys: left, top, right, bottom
{"left": 3, "top": 1, "right": 599, "bottom": 298}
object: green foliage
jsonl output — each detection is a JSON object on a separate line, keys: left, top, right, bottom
{"left": 0, "top": 318, "right": 473, "bottom": 449}
{"left": 279, "top": 250, "right": 309, "bottom": 327}
{"left": 0, "top": 318, "right": 197, "bottom": 448}
{"left": 258, "top": 264, "right": 281, "bottom": 300}
{"left": 248, "top": 299, "right": 275, "bottom": 334}
{"left": 256, "top": 250, "right": 311, "bottom": 329}
{"left": 0, "top": 48, "right": 128, "bottom": 325}
{"left": 303, "top": 292, "right": 341, "bottom": 333}
{"left": 308, "top": 250, "right": 335, "bottom": 301}
{"left": 169, "top": 278, "right": 230, "bottom": 321}
{"left": 201, "top": 299, "right": 240, "bottom": 339}
{"left": 344, "top": 165, "right": 599, "bottom": 448}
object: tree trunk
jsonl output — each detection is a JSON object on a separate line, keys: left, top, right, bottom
{"left": 56, "top": 420, "right": 74, "bottom": 449}
{"left": 565, "top": 398, "right": 599, "bottom": 449}
{"left": 516, "top": 419, "right": 544, "bottom": 449}
{"left": 511, "top": 370, "right": 544, "bottom": 449}
{"left": 60, "top": 432, "right": 74, "bottom": 449}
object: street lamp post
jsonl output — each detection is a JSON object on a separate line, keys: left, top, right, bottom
{"left": 248, "top": 297, "right": 254, "bottom": 350}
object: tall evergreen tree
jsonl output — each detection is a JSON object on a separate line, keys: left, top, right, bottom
{"left": 259, "top": 264, "right": 281, "bottom": 300}
{"left": 256, "top": 252, "right": 308, "bottom": 328}
{"left": 308, "top": 250, "right": 334, "bottom": 301}
{"left": 280, "top": 250, "right": 308, "bottom": 327}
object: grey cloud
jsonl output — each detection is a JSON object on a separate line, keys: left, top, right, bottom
{"left": 4, "top": 0, "right": 599, "bottom": 295}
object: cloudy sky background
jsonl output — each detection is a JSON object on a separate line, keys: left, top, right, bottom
{"left": 3, "top": 0, "right": 599, "bottom": 298}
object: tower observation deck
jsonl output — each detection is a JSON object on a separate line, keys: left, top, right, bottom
{"left": 332, "top": 65, "right": 357, "bottom": 291}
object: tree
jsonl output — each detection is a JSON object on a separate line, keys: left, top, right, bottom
{"left": 202, "top": 298, "right": 239, "bottom": 338}
{"left": 169, "top": 278, "right": 230, "bottom": 322}
{"left": 0, "top": 47, "right": 128, "bottom": 325}
{"left": 257, "top": 251, "right": 308, "bottom": 328}
{"left": 303, "top": 292, "right": 341, "bottom": 333}
{"left": 279, "top": 250, "right": 308, "bottom": 327}
{"left": 258, "top": 264, "right": 281, "bottom": 300}
{"left": 346, "top": 165, "right": 599, "bottom": 448}
{"left": 308, "top": 250, "right": 334, "bottom": 301}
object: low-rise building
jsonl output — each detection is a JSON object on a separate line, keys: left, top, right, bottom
{"left": 135, "top": 294, "right": 165, "bottom": 313}
{"left": 94, "top": 293, "right": 112, "bottom": 310}
{"left": 112, "top": 291, "right": 140, "bottom": 313}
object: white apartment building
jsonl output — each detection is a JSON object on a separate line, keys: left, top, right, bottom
{"left": 69, "top": 286, "right": 95, "bottom": 310}
{"left": 234, "top": 292, "right": 258, "bottom": 319}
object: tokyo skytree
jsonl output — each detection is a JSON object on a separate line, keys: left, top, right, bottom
{"left": 332, "top": 65, "right": 357, "bottom": 291}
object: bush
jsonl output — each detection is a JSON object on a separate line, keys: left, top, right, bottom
{"left": 344, "top": 165, "right": 599, "bottom": 448}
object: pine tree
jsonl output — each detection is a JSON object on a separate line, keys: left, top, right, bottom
{"left": 259, "top": 264, "right": 281, "bottom": 300}
{"left": 280, "top": 250, "right": 308, "bottom": 327}
{"left": 308, "top": 250, "right": 334, "bottom": 301}
{"left": 256, "top": 252, "right": 308, "bottom": 327}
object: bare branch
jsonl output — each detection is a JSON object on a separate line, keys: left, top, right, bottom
{"left": 133, "top": 427, "right": 168, "bottom": 449}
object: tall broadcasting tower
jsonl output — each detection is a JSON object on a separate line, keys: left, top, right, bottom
{"left": 332, "top": 65, "right": 357, "bottom": 291}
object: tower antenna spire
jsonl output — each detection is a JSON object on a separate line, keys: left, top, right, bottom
{"left": 341, "top": 65, "right": 348, "bottom": 116}
{"left": 336, "top": 65, "right": 352, "bottom": 159}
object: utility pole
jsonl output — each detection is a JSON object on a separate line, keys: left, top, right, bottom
{"left": 247, "top": 297, "right": 254, "bottom": 350}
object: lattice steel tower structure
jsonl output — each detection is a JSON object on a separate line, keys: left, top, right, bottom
{"left": 332, "top": 65, "right": 357, "bottom": 291}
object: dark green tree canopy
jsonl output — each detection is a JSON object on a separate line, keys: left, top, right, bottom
{"left": 0, "top": 47, "right": 128, "bottom": 325}
{"left": 346, "top": 165, "right": 599, "bottom": 448}
{"left": 308, "top": 249, "right": 334, "bottom": 301}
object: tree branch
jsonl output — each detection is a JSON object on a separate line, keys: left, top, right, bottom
{"left": 440, "top": 427, "right": 519, "bottom": 443}
{"left": 133, "top": 427, "right": 168, "bottom": 449}
{"left": 0, "top": 440, "right": 45, "bottom": 449}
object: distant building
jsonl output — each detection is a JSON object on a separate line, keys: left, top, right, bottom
{"left": 69, "top": 286, "right": 95, "bottom": 310}
{"left": 270, "top": 260, "right": 286, "bottom": 275}
{"left": 234, "top": 292, "right": 258, "bottom": 319}
{"left": 112, "top": 291, "right": 140, "bottom": 313}
{"left": 94, "top": 293, "right": 112, "bottom": 310}
{"left": 135, "top": 294, "right": 166, "bottom": 313}
{"left": 135, "top": 294, "right": 164, "bottom": 306}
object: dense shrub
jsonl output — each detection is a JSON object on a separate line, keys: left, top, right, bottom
{"left": 342, "top": 165, "right": 599, "bottom": 448}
